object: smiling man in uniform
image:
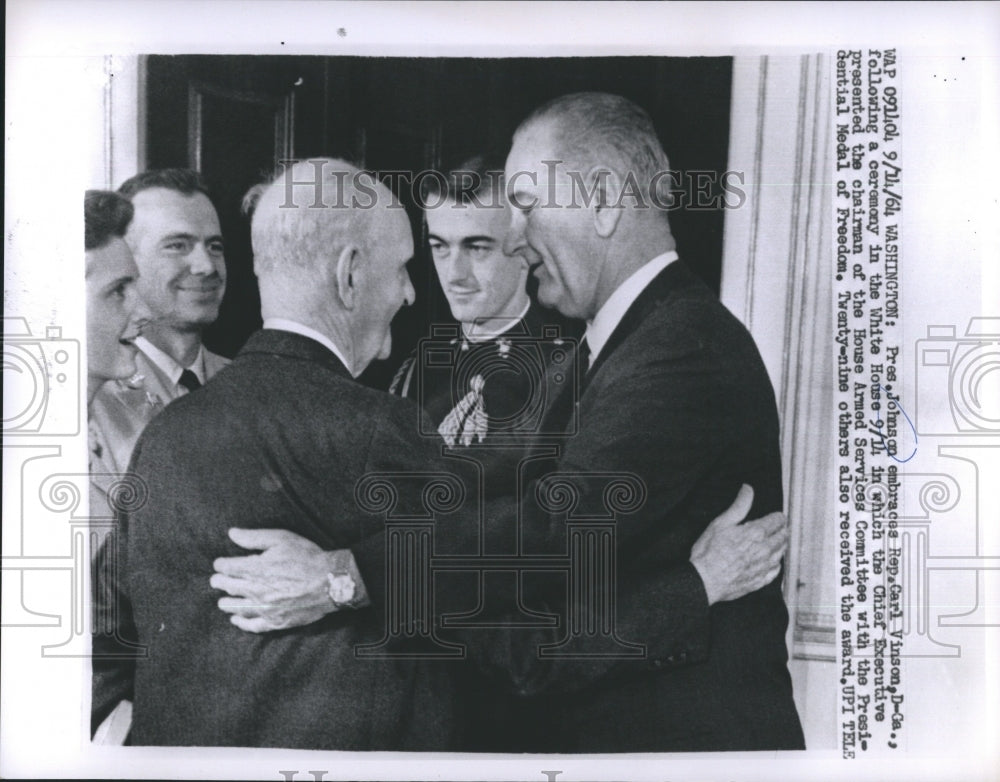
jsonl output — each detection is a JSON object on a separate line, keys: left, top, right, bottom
{"left": 89, "top": 169, "right": 230, "bottom": 474}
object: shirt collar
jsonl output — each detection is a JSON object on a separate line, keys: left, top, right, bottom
{"left": 585, "top": 250, "right": 679, "bottom": 368}
{"left": 263, "top": 318, "right": 352, "bottom": 374}
{"left": 135, "top": 335, "right": 207, "bottom": 388}
{"left": 462, "top": 300, "right": 531, "bottom": 343}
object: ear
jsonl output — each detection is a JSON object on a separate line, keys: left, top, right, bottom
{"left": 335, "top": 244, "right": 361, "bottom": 310}
{"left": 589, "top": 166, "right": 624, "bottom": 238}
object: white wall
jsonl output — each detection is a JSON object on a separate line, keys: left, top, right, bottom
{"left": 89, "top": 55, "right": 146, "bottom": 189}
{"left": 721, "top": 53, "right": 837, "bottom": 748}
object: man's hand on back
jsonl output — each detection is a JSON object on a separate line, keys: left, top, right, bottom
{"left": 690, "top": 484, "right": 789, "bottom": 605}
{"left": 211, "top": 528, "right": 344, "bottom": 632}
{"left": 212, "top": 484, "right": 790, "bottom": 633}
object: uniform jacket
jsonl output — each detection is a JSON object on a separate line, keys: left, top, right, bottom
{"left": 89, "top": 346, "right": 229, "bottom": 475}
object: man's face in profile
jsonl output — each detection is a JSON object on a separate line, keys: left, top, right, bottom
{"left": 85, "top": 237, "right": 146, "bottom": 383}
{"left": 426, "top": 200, "right": 528, "bottom": 326}
{"left": 353, "top": 206, "right": 416, "bottom": 369}
{"left": 503, "top": 119, "right": 600, "bottom": 321}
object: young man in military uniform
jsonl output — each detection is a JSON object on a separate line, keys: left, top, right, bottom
{"left": 388, "top": 156, "right": 581, "bottom": 750}
{"left": 389, "top": 155, "right": 578, "bottom": 460}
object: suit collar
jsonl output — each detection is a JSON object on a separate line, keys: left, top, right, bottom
{"left": 585, "top": 260, "right": 705, "bottom": 384}
{"left": 238, "top": 328, "right": 353, "bottom": 378}
{"left": 522, "top": 301, "right": 553, "bottom": 337}
{"left": 444, "top": 302, "right": 548, "bottom": 347}
{"left": 262, "top": 318, "right": 353, "bottom": 372}
{"left": 461, "top": 299, "right": 533, "bottom": 343}
{"left": 585, "top": 251, "right": 679, "bottom": 366}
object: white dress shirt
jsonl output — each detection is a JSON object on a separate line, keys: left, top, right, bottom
{"left": 135, "top": 335, "right": 207, "bottom": 393}
{"left": 263, "top": 318, "right": 352, "bottom": 373}
{"left": 462, "top": 300, "right": 531, "bottom": 343}
{"left": 584, "top": 250, "right": 679, "bottom": 369}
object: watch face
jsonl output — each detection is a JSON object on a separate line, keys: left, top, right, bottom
{"left": 327, "top": 573, "right": 356, "bottom": 605}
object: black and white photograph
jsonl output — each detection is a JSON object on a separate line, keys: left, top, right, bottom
{"left": 3, "top": 2, "right": 998, "bottom": 780}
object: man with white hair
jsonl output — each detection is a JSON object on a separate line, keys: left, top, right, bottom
{"left": 216, "top": 93, "right": 805, "bottom": 751}
{"left": 104, "top": 154, "right": 792, "bottom": 751}
{"left": 107, "top": 159, "right": 463, "bottom": 749}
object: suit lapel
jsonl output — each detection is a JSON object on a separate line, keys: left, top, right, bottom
{"left": 583, "top": 260, "right": 702, "bottom": 392}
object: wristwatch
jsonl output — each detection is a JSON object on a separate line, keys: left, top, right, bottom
{"left": 326, "top": 571, "right": 359, "bottom": 609}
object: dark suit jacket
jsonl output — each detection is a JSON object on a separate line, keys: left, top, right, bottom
{"left": 384, "top": 302, "right": 721, "bottom": 751}
{"left": 114, "top": 329, "right": 461, "bottom": 749}
{"left": 90, "top": 347, "right": 230, "bottom": 734}
{"left": 92, "top": 323, "right": 717, "bottom": 751}
{"left": 353, "top": 261, "right": 805, "bottom": 752}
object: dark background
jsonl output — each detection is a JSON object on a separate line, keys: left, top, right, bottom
{"left": 144, "top": 55, "right": 733, "bottom": 388}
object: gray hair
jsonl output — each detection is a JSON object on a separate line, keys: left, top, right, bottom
{"left": 247, "top": 158, "right": 389, "bottom": 278}
{"left": 515, "top": 92, "right": 673, "bottom": 207}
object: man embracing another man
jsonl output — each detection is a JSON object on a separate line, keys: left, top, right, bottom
{"left": 98, "top": 92, "right": 804, "bottom": 752}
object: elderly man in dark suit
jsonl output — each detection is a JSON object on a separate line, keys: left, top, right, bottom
{"left": 106, "top": 160, "right": 468, "bottom": 748}
{"left": 103, "top": 146, "right": 792, "bottom": 749}
{"left": 211, "top": 95, "right": 803, "bottom": 753}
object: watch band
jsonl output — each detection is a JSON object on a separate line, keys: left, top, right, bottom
{"left": 325, "top": 548, "right": 369, "bottom": 609}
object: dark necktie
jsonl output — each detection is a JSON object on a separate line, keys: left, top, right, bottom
{"left": 179, "top": 369, "right": 202, "bottom": 392}
{"left": 538, "top": 336, "right": 590, "bottom": 438}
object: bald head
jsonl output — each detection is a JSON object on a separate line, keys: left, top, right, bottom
{"left": 249, "top": 159, "right": 387, "bottom": 280}
{"left": 245, "top": 158, "right": 415, "bottom": 376}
